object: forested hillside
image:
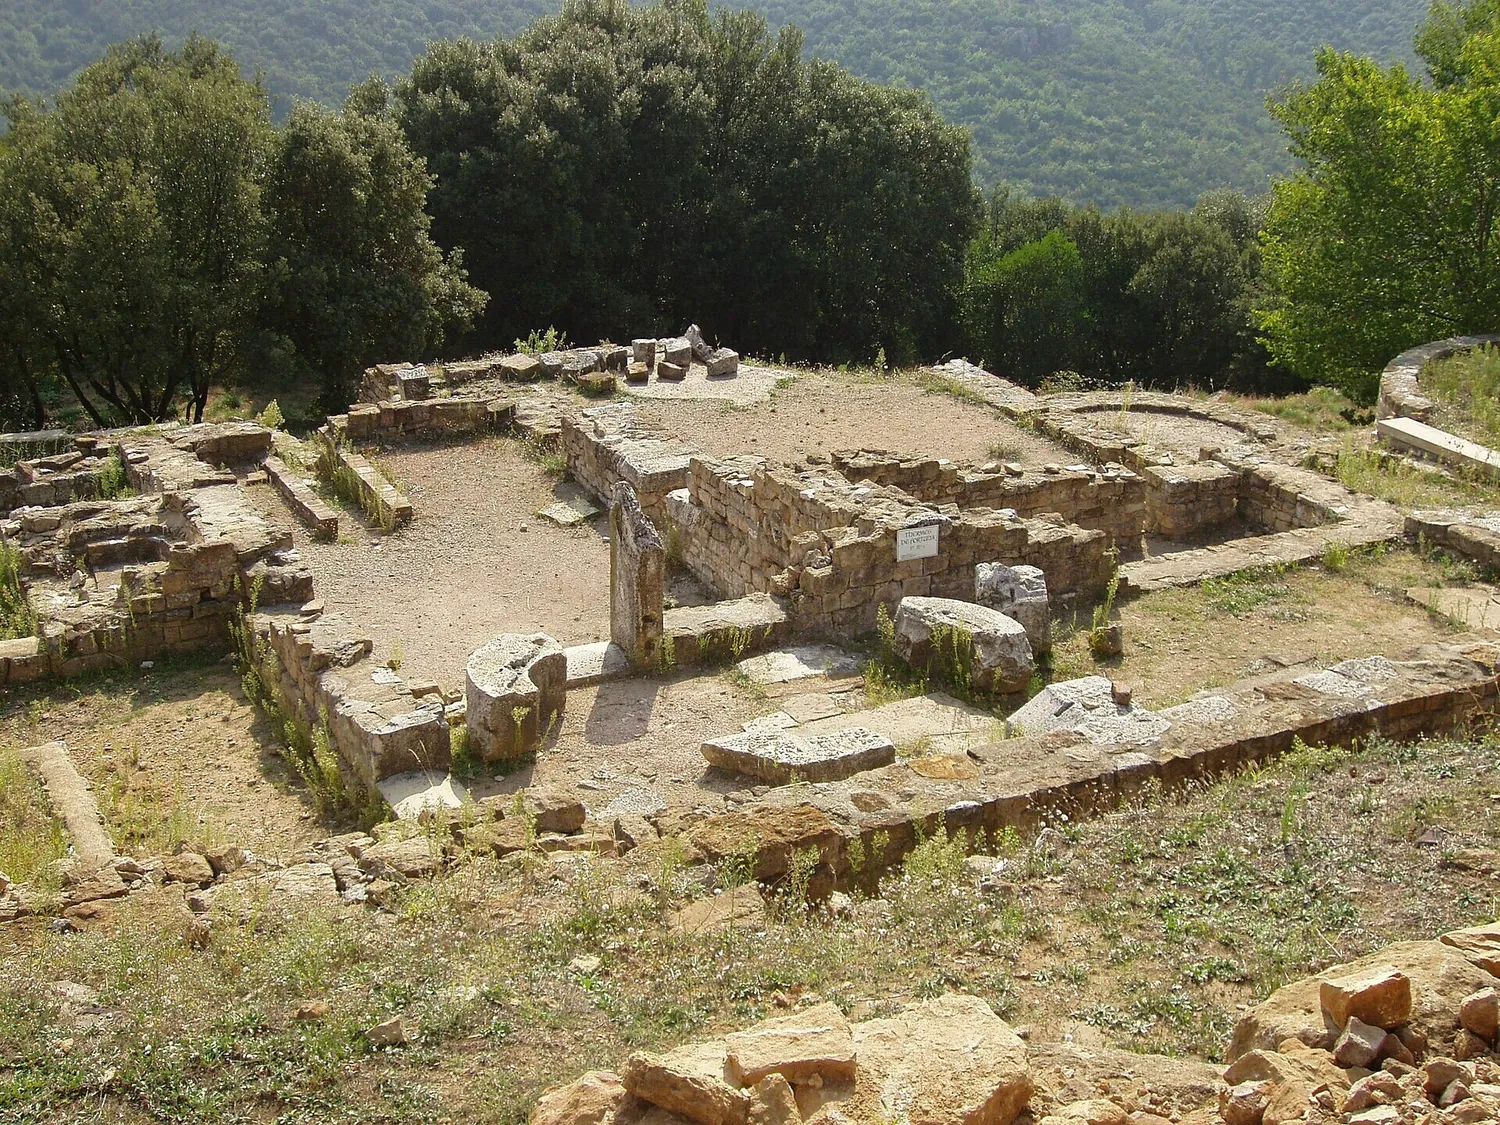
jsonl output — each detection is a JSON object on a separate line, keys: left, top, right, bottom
{"left": 0, "top": 0, "right": 1430, "bottom": 206}
{"left": 0, "top": 0, "right": 550, "bottom": 113}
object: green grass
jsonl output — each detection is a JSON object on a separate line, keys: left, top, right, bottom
{"left": 0, "top": 746, "right": 67, "bottom": 888}
{"left": 1201, "top": 566, "right": 1296, "bottom": 617}
{"left": 4, "top": 728, "right": 1499, "bottom": 1121}
{"left": 1234, "top": 385, "right": 1363, "bottom": 433}
{"left": 1333, "top": 440, "right": 1500, "bottom": 510}
{"left": 0, "top": 540, "right": 36, "bottom": 641}
{"left": 1422, "top": 345, "right": 1500, "bottom": 449}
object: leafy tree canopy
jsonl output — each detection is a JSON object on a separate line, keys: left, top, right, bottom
{"left": 0, "top": 36, "right": 484, "bottom": 426}
{"left": 1257, "top": 0, "right": 1500, "bottom": 401}
{"left": 0, "top": 0, "right": 1430, "bottom": 208}
{"left": 396, "top": 0, "right": 977, "bottom": 363}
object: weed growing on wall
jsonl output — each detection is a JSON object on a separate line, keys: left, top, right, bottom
{"left": 0, "top": 540, "right": 36, "bottom": 641}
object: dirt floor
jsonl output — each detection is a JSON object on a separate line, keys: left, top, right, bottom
{"left": 468, "top": 669, "right": 778, "bottom": 811}
{"left": 1069, "top": 403, "right": 1265, "bottom": 458}
{"left": 637, "top": 369, "right": 1073, "bottom": 467}
{"left": 0, "top": 656, "right": 323, "bottom": 861}
{"left": 247, "top": 437, "right": 623, "bottom": 691}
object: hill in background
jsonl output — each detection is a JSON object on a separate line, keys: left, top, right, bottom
{"left": 0, "top": 0, "right": 1429, "bottom": 207}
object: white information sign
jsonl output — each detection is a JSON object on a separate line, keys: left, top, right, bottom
{"left": 896, "top": 523, "right": 940, "bottom": 562}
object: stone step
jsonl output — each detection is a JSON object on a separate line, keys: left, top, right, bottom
{"left": 1118, "top": 517, "right": 1403, "bottom": 596}
{"left": 663, "top": 593, "right": 790, "bottom": 667}
{"left": 564, "top": 641, "right": 632, "bottom": 688}
{"left": 1377, "top": 416, "right": 1500, "bottom": 479}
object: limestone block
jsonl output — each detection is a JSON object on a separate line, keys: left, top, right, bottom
{"left": 662, "top": 338, "right": 693, "bottom": 367}
{"left": 501, "top": 354, "right": 543, "bottom": 382}
{"left": 538, "top": 352, "right": 567, "bottom": 379}
{"left": 659, "top": 361, "right": 689, "bottom": 382}
{"left": 700, "top": 726, "right": 895, "bottom": 784}
{"left": 623, "top": 1044, "right": 748, "bottom": 1125}
{"left": 684, "top": 324, "right": 715, "bottom": 363}
{"left": 723, "top": 1001, "right": 856, "bottom": 1086}
{"left": 706, "top": 349, "right": 740, "bottom": 378}
{"left": 851, "top": 994, "right": 1033, "bottom": 1125}
{"left": 465, "top": 634, "right": 567, "bottom": 763}
{"left": 610, "top": 482, "right": 666, "bottom": 670}
{"left": 893, "top": 596, "right": 1033, "bottom": 694}
{"left": 974, "top": 563, "right": 1051, "bottom": 654}
{"left": 627, "top": 362, "right": 651, "bottom": 384}
{"left": 1320, "top": 966, "right": 1412, "bottom": 1030}
{"left": 632, "top": 339, "right": 659, "bottom": 366}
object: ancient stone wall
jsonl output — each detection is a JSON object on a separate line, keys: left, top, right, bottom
{"left": 1141, "top": 462, "right": 1241, "bottom": 538}
{"left": 1376, "top": 334, "right": 1500, "bottom": 423}
{"left": 667, "top": 454, "right": 1112, "bottom": 638}
{"left": 314, "top": 433, "right": 413, "bottom": 528}
{"left": 677, "top": 643, "right": 1500, "bottom": 890}
{"left": 1, "top": 422, "right": 311, "bottom": 685}
{"left": 832, "top": 451, "right": 1148, "bottom": 541}
{"left": 560, "top": 407, "right": 694, "bottom": 531}
{"left": 1, "top": 439, "right": 126, "bottom": 516}
{"left": 253, "top": 608, "right": 451, "bottom": 795}
{"left": 341, "top": 396, "right": 516, "bottom": 443}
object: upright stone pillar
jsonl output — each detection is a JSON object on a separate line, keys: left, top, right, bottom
{"left": 610, "top": 481, "right": 666, "bottom": 670}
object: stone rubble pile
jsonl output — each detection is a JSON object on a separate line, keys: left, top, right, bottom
{"left": 527, "top": 923, "right": 1500, "bottom": 1125}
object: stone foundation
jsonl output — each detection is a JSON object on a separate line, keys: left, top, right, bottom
{"left": 253, "top": 608, "right": 451, "bottom": 794}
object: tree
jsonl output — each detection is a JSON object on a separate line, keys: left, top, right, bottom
{"left": 260, "top": 80, "right": 488, "bottom": 413}
{"left": 1258, "top": 7, "right": 1500, "bottom": 401}
{"left": 962, "top": 229, "right": 1085, "bottom": 386}
{"left": 395, "top": 0, "right": 976, "bottom": 364}
{"left": 0, "top": 35, "right": 271, "bottom": 425}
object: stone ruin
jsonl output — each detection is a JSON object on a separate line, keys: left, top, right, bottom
{"left": 8, "top": 334, "right": 1500, "bottom": 932}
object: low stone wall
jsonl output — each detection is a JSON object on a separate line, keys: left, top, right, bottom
{"left": 561, "top": 406, "right": 695, "bottom": 531}
{"left": 832, "top": 451, "right": 1148, "bottom": 541}
{"left": 668, "top": 455, "right": 1111, "bottom": 638}
{"left": 1140, "top": 462, "right": 1240, "bottom": 538}
{"left": 1407, "top": 510, "right": 1500, "bottom": 571}
{"left": 1234, "top": 460, "right": 1366, "bottom": 532}
{"left": 252, "top": 608, "right": 451, "bottom": 795}
{"left": 1376, "top": 334, "right": 1500, "bottom": 423}
{"left": 1, "top": 422, "right": 312, "bottom": 685}
{"left": 669, "top": 642, "right": 1500, "bottom": 890}
{"left": 341, "top": 396, "right": 516, "bottom": 443}
{"left": 265, "top": 457, "right": 338, "bottom": 540}
{"left": 315, "top": 432, "right": 413, "bottom": 528}
{"left": 1, "top": 443, "right": 123, "bottom": 516}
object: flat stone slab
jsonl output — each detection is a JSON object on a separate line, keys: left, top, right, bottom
{"left": 780, "top": 693, "right": 846, "bottom": 725}
{"left": 799, "top": 692, "right": 998, "bottom": 755}
{"left": 538, "top": 497, "right": 602, "bottom": 527}
{"left": 564, "top": 641, "right": 633, "bottom": 688}
{"left": 1378, "top": 416, "right": 1500, "bottom": 479}
{"left": 702, "top": 726, "right": 896, "bottom": 784}
{"left": 377, "top": 770, "right": 471, "bottom": 820}
{"left": 1293, "top": 655, "right": 1401, "bottom": 699}
{"left": 735, "top": 645, "right": 862, "bottom": 686}
{"left": 1007, "top": 677, "right": 1171, "bottom": 745}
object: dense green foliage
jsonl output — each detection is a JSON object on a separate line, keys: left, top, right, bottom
{"left": 0, "top": 0, "right": 1429, "bottom": 207}
{"left": 0, "top": 38, "right": 483, "bottom": 427}
{"left": 259, "top": 81, "right": 488, "bottom": 413}
{"left": 0, "top": 0, "right": 550, "bottom": 115}
{"left": 396, "top": 0, "right": 977, "bottom": 363}
{"left": 1257, "top": 0, "right": 1500, "bottom": 402}
{"left": 961, "top": 190, "right": 1283, "bottom": 393}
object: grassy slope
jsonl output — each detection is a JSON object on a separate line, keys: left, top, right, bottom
{"left": 1, "top": 0, "right": 1426, "bottom": 206}
{"left": 2, "top": 727, "right": 1495, "bottom": 1120}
